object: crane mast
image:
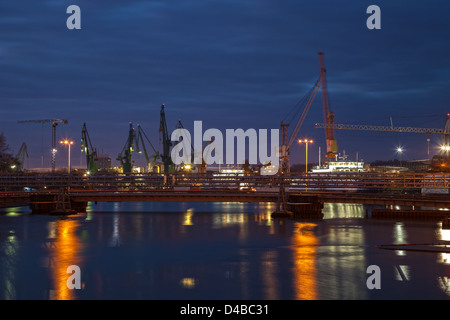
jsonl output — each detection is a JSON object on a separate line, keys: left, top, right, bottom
{"left": 159, "top": 104, "right": 173, "bottom": 173}
{"left": 318, "top": 52, "right": 338, "bottom": 162}
{"left": 81, "top": 123, "right": 98, "bottom": 173}
{"left": 135, "top": 124, "right": 160, "bottom": 172}
{"left": 17, "top": 119, "right": 68, "bottom": 171}
{"left": 117, "top": 122, "right": 136, "bottom": 173}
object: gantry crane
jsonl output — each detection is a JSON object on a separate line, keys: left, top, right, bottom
{"left": 174, "top": 120, "right": 206, "bottom": 173}
{"left": 318, "top": 52, "right": 338, "bottom": 163}
{"left": 279, "top": 52, "right": 335, "bottom": 174}
{"left": 15, "top": 142, "right": 28, "bottom": 172}
{"left": 117, "top": 123, "right": 136, "bottom": 173}
{"left": 117, "top": 122, "right": 160, "bottom": 173}
{"left": 81, "top": 123, "right": 98, "bottom": 173}
{"left": 135, "top": 124, "right": 160, "bottom": 172}
{"left": 18, "top": 119, "right": 68, "bottom": 171}
{"left": 279, "top": 79, "right": 321, "bottom": 174}
{"left": 8, "top": 142, "right": 29, "bottom": 172}
{"left": 159, "top": 104, "right": 174, "bottom": 173}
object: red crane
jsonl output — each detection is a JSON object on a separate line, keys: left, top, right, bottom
{"left": 318, "top": 52, "right": 338, "bottom": 163}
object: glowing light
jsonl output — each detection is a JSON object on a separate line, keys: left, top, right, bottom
{"left": 180, "top": 278, "right": 196, "bottom": 289}
{"left": 60, "top": 140, "right": 74, "bottom": 145}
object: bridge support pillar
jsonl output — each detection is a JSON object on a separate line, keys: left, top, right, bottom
{"left": 272, "top": 194, "right": 324, "bottom": 219}
{"left": 29, "top": 189, "right": 87, "bottom": 215}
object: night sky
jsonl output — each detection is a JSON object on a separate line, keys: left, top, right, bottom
{"left": 1, "top": 1, "right": 450, "bottom": 170}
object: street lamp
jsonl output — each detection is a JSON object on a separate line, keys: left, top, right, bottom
{"left": 299, "top": 139, "right": 313, "bottom": 173}
{"left": 60, "top": 139, "right": 74, "bottom": 172}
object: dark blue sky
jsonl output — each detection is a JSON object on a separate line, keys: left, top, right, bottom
{"left": 1, "top": 1, "right": 450, "bottom": 169}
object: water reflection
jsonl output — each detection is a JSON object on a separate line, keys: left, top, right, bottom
{"left": 292, "top": 222, "right": 318, "bottom": 300}
{"left": 261, "top": 250, "right": 279, "bottom": 300}
{"left": 1, "top": 232, "right": 18, "bottom": 299}
{"left": 3, "top": 201, "right": 450, "bottom": 300}
{"left": 323, "top": 203, "right": 365, "bottom": 219}
{"left": 45, "top": 219, "right": 83, "bottom": 300}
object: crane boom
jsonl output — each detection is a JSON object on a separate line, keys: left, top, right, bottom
{"left": 136, "top": 124, "right": 160, "bottom": 166}
{"left": 315, "top": 123, "right": 447, "bottom": 134}
{"left": 81, "top": 123, "right": 98, "bottom": 173}
{"left": 318, "top": 52, "right": 338, "bottom": 162}
{"left": 15, "top": 142, "right": 28, "bottom": 171}
{"left": 117, "top": 123, "right": 136, "bottom": 173}
{"left": 315, "top": 114, "right": 450, "bottom": 151}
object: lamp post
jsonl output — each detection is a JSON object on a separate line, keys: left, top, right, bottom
{"left": 299, "top": 139, "right": 313, "bottom": 173}
{"left": 299, "top": 139, "right": 313, "bottom": 192}
{"left": 60, "top": 139, "right": 74, "bottom": 172}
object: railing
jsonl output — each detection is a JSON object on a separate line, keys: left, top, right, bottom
{"left": 0, "top": 172, "right": 449, "bottom": 191}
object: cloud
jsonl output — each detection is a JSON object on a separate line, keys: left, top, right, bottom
{"left": 1, "top": 0, "right": 450, "bottom": 167}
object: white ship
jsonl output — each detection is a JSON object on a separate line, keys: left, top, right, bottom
{"left": 311, "top": 151, "right": 366, "bottom": 173}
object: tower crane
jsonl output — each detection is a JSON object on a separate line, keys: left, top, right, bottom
{"left": 18, "top": 119, "right": 68, "bottom": 171}
{"left": 81, "top": 123, "right": 98, "bottom": 173}
{"left": 315, "top": 114, "right": 450, "bottom": 170}
{"left": 315, "top": 114, "right": 450, "bottom": 141}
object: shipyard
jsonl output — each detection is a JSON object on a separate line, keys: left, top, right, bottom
{"left": 1, "top": 0, "right": 450, "bottom": 308}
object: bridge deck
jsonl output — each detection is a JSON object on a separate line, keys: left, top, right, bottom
{"left": 0, "top": 172, "right": 449, "bottom": 208}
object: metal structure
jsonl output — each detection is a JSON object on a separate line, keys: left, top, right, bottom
{"left": 279, "top": 52, "right": 338, "bottom": 174}
{"left": 135, "top": 124, "right": 160, "bottom": 172}
{"left": 116, "top": 122, "right": 160, "bottom": 174}
{"left": 15, "top": 142, "right": 28, "bottom": 171}
{"left": 159, "top": 104, "right": 173, "bottom": 173}
{"left": 81, "top": 123, "right": 98, "bottom": 173}
{"left": 18, "top": 119, "right": 68, "bottom": 171}
{"left": 315, "top": 114, "right": 450, "bottom": 168}
{"left": 174, "top": 120, "right": 207, "bottom": 173}
{"left": 279, "top": 75, "right": 321, "bottom": 174}
{"left": 318, "top": 52, "right": 338, "bottom": 163}
{"left": 314, "top": 122, "right": 447, "bottom": 135}
{"left": 117, "top": 123, "right": 136, "bottom": 173}
{"left": 1, "top": 172, "right": 450, "bottom": 194}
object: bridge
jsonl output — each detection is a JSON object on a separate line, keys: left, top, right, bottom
{"left": 1, "top": 171, "right": 450, "bottom": 191}
{"left": 0, "top": 172, "right": 449, "bottom": 214}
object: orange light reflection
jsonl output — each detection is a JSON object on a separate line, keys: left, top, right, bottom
{"left": 292, "top": 222, "right": 318, "bottom": 300}
{"left": 50, "top": 219, "right": 83, "bottom": 300}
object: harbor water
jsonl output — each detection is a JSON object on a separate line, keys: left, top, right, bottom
{"left": 1, "top": 201, "right": 450, "bottom": 300}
